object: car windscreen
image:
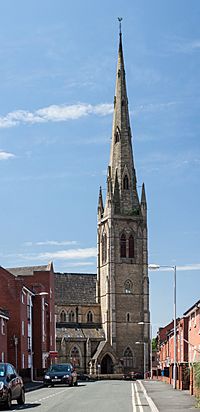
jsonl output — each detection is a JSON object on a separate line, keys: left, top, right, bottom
{"left": 0, "top": 365, "right": 5, "bottom": 377}
{"left": 49, "top": 364, "right": 71, "bottom": 372}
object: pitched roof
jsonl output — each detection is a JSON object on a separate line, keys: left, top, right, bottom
{"left": 55, "top": 272, "right": 97, "bottom": 304}
{"left": 183, "top": 299, "right": 200, "bottom": 316}
{"left": 7, "top": 262, "right": 53, "bottom": 277}
{"left": 56, "top": 327, "right": 104, "bottom": 340}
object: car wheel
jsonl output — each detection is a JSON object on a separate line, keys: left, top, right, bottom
{"left": 17, "top": 388, "right": 25, "bottom": 405}
{"left": 5, "top": 391, "right": 12, "bottom": 409}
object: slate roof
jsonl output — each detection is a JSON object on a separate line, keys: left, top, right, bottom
{"left": 7, "top": 263, "right": 52, "bottom": 277}
{"left": 56, "top": 327, "right": 105, "bottom": 340}
{"left": 55, "top": 272, "right": 97, "bottom": 305}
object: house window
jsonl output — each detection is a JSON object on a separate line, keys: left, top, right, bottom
{"left": 69, "top": 311, "right": 75, "bottom": 323}
{"left": 1, "top": 319, "right": 5, "bottom": 335}
{"left": 129, "top": 235, "right": 134, "bottom": 258}
{"left": 126, "top": 313, "right": 130, "bottom": 322}
{"left": 60, "top": 310, "right": 67, "bottom": 322}
{"left": 87, "top": 311, "right": 93, "bottom": 323}
{"left": 22, "top": 353, "right": 25, "bottom": 369}
{"left": 120, "top": 233, "right": 126, "bottom": 258}
{"left": 123, "top": 175, "right": 129, "bottom": 190}
{"left": 124, "top": 347, "right": 133, "bottom": 368}
{"left": 22, "top": 321, "right": 25, "bottom": 336}
{"left": 124, "top": 280, "right": 133, "bottom": 294}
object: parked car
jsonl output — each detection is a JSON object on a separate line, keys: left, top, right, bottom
{"left": 77, "top": 372, "right": 96, "bottom": 382}
{"left": 43, "top": 363, "right": 78, "bottom": 387}
{"left": 123, "top": 371, "right": 143, "bottom": 380}
{"left": 0, "top": 362, "right": 25, "bottom": 409}
{"left": 123, "top": 371, "right": 136, "bottom": 381}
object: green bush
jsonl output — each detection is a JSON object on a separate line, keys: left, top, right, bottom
{"left": 194, "top": 362, "right": 200, "bottom": 389}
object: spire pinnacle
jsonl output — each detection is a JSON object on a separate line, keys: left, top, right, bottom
{"left": 118, "top": 17, "right": 123, "bottom": 36}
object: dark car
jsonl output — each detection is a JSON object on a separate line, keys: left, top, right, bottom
{"left": 123, "top": 371, "right": 136, "bottom": 381}
{"left": 77, "top": 373, "right": 96, "bottom": 382}
{"left": 43, "top": 363, "right": 78, "bottom": 387}
{"left": 0, "top": 362, "right": 25, "bottom": 409}
{"left": 123, "top": 371, "right": 143, "bottom": 380}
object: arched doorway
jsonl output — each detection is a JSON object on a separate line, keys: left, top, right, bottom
{"left": 101, "top": 354, "right": 113, "bottom": 374}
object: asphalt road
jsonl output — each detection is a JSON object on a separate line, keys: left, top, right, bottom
{"left": 8, "top": 380, "right": 198, "bottom": 412}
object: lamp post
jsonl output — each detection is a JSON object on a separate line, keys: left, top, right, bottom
{"left": 149, "top": 264, "right": 177, "bottom": 389}
{"left": 138, "top": 321, "right": 152, "bottom": 379}
{"left": 135, "top": 341, "right": 146, "bottom": 379}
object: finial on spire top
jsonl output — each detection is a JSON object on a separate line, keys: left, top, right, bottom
{"left": 118, "top": 17, "right": 123, "bottom": 35}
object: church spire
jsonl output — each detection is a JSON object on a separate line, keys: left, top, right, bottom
{"left": 105, "top": 21, "right": 139, "bottom": 216}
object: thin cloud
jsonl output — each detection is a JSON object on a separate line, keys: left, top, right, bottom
{"left": 149, "top": 263, "right": 200, "bottom": 271}
{"left": 0, "top": 151, "right": 15, "bottom": 160}
{"left": 132, "top": 101, "right": 178, "bottom": 116}
{"left": 64, "top": 261, "right": 95, "bottom": 267}
{"left": 0, "top": 103, "right": 113, "bottom": 129}
{"left": 36, "top": 247, "right": 97, "bottom": 261}
{"left": 24, "top": 240, "right": 78, "bottom": 247}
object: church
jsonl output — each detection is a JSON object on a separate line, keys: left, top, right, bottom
{"left": 55, "top": 26, "right": 150, "bottom": 376}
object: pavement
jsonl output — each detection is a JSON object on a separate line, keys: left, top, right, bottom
{"left": 24, "top": 380, "right": 44, "bottom": 392}
{"left": 143, "top": 380, "right": 199, "bottom": 411}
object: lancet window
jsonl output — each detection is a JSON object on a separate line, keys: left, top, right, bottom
{"left": 123, "top": 347, "right": 133, "bottom": 368}
{"left": 124, "top": 279, "right": 133, "bottom": 294}
{"left": 60, "top": 310, "right": 66, "bottom": 322}
{"left": 129, "top": 235, "right": 134, "bottom": 258}
{"left": 120, "top": 233, "right": 126, "bottom": 258}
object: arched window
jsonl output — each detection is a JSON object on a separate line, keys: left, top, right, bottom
{"left": 126, "top": 313, "right": 130, "bottom": 323}
{"left": 123, "top": 174, "right": 129, "bottom": 190}
{"left": 102, "top": 232, "right": 107, "bottom": 264}
{"left": 69, "top": 310, "right": 75, "bottom": 323}
{"left": 60, "top": 310, "right": 66, "bottom": 322}
{"left": 124, "top": 347, "right": 133, "bottom": 368}
{"left": 70, "top": 346, "right": 80, "bottom": 367}
{"left": 129, "top": 235, "right": 134, "bottom": 258}
{"left": 87, "top": 311, "right": 93, "bottom": 323}
{"left": 120, "top": 233, "right": 126, "bottom": 258}
{"left": 124, "top": 279, "right": 133, "bottom": 294}
{"left": 115, "top": 127, "right": 120, "bottom": 143}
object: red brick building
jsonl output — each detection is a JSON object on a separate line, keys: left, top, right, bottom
{"left": 0, "top": 263, "right": 55, "bottom": 379}
{"left": 0, "top": 307, "right": 9, "bottom": 362}
{"left": 184, "top": 300, "right": 200, "bottom": 363}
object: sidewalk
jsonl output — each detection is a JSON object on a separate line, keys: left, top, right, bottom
{"left": 24, "top": 380, "right": 44, "bottom": 392}
{"left": 143, "top": 380, "right": 199, "bottom": 411}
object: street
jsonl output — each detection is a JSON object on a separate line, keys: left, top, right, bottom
{"left": 9, "top": 380, "right": 198, "bottom": 412}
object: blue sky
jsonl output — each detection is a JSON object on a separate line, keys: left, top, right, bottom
{"left": 0, "top": 1, "right": 200, "bottom": 335}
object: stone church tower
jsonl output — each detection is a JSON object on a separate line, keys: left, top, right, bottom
{"left": 96, "top": 27, "right": 150, "bottom": 374}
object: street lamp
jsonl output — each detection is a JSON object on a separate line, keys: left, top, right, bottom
{"left": 149, "top": 264, "right": 177, "bottom": 389}
{"left": 138, "top": 322, "right": 152, "bottom": 379}
{"left": 135, "top": 341, "right": 146, "bottom": 379}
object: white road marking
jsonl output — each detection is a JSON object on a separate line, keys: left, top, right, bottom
{"left": 131, "top": 382, "right": 137, "bottom": 412}
{"left": 134, "top": 382, "right": 144, "bottom": 412}
{"left": 138, "top": 380, "right": 159, "bottom": 412}
{"left": 11, "top": 388, "right": 69, "bottom": 411}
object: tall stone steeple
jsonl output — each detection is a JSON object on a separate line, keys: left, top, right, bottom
{"left": 104, "top": 27, "right": 139, "bottom": 217}
{"left": 97, "top": 22, "right": 150, "bottom": 376}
